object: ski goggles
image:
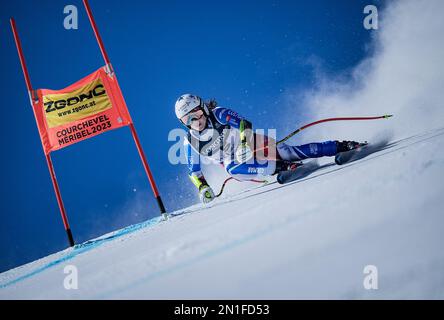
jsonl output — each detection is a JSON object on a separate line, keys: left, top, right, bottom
{"left": 181, "top": 108, "right": 205, "bottom": 126}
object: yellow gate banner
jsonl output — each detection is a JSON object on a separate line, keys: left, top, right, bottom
{"left": 33, "top": 66, "right": 133, "bottom": 154}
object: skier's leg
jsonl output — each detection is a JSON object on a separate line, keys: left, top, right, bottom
{"left": 225, "top": 158, "right": 276, "bottom": 181}
{"left": 277, "top": 141, "right": 338, "bottom": 161}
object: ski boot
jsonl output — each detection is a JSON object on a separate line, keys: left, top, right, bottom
{"left": 274, "top": 160, "right": 304, "bottom": 175}
{"left": 274, "top": 160, "right": 304, "bottom": 184}
{"left": 336, "top": 140, "right": 366, "bottom": 153}
{"left": 335, "top": 140, "right": 368, "bottom": 165}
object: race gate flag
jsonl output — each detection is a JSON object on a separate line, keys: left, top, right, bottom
{"left": 10, "top": 0, "right": 167, "bottom": 248}
{"left": 35, "top": 67, "right": 133, "bottom": 154}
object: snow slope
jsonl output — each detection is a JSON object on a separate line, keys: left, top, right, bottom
{"left": 1, "top": 127, "right": 444, "bottom": 299}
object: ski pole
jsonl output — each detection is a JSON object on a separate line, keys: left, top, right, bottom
{"left": 215, "top": 177, "right": 267, "bottom": 198}
{"left": 215, "top": 177, "right": 234, "bottom": 198}
{"left": 253, "top": 114, "right": 393, "bottom": 155}
{"left": 277, "top": 115, "right": 393, "bottom": 145}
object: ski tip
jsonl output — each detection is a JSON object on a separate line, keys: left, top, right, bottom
{"left": 383, "top": 114, "right": 394, "bottom": 119}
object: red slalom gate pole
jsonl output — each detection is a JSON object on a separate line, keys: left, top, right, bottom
{"left": 45, "top": 154, "right": 75, "bottom": 246}
{"left": 129, "top": 123, "right": 166, "bottom": 214}
{"left": 10, "top": 18, "right": 75, "bottom": 247}
{"left": 83, "top": 0, "right": 167, "bottom": 218}
{"left": 83, "top": 0, "right": 111, "bottom": 66}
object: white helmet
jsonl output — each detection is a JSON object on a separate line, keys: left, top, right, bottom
{"left": 174, "top": 94, "right": 209, "bottom": 121}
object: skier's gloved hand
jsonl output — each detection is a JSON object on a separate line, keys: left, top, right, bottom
{"left": 236, "top": 119, "right": 254, "bottom": 163}
{"left": 199, "top": 185, "right": 215, "bottom": 204}
{"left": 235, "top": 141, "right": 253, "bottom": 163}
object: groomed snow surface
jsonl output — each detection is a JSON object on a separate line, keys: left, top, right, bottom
{"left": 1, "top": 127, "right": 443, "bottom": 299}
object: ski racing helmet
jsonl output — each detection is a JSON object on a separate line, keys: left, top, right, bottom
{"left": 175, "top": 94, "right": 210, "bottom": 127}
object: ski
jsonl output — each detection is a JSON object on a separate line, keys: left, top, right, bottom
{"left": 276, "top": 161, "right": 319, "bottom": 184}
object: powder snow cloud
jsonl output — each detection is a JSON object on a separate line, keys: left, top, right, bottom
{"left": 286, "top": 0, "right": 444, "bottom": 144}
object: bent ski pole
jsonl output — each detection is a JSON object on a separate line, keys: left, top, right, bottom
{"left": 215, "top": 177, "right": 234, "bottom": 198}
{"left": 215, "top": 177, "right": 266, "bottom": 198}
{"left": 277, "top": 115, "right": 393, "bottom": 145}
{"left": 253, "top": 114, "right": 393, "bottom": 155}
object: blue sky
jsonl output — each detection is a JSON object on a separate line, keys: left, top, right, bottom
{"left": 0, "top": 0, "right": 380, "bottom": 272}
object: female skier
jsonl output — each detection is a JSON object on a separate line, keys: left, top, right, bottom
{"left": 175, "top": 94, "right": 362, "bottom": 204}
